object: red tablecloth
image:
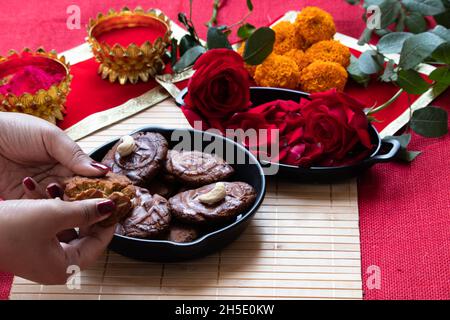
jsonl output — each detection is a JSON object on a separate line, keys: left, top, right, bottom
{"left": 0, "top": 0, "right": 448, "bottom": 300}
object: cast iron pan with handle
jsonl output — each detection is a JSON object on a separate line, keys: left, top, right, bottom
{"left": 89, "top": 127, "right": 266, "bottom": 262}
{"left": 176, "top": 87, "right": 401, "bottom": 182}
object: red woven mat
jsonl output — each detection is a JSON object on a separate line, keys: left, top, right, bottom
{"left": 359, "top": 91, "right": 450, "bottom": 300}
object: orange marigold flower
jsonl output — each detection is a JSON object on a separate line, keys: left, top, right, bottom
{"left": 305, "top": 40, "right": 351, "bottom": 68}
{"left": 237, "top": 43, "right": 257, "bottom": 77}
{"left": 294, "top": 7, "right": 336, "bottom": 47}
{"left": 284, "top": 49, "right": 310, "bottom": 71}
{"left": 272, "top": 21, "right": 304, "bottom": 54}
{"left": 299, "top": 61, "right": 347, "bottom": 93}
{"left": 254, "top": 54, "right": 300, "bottom": 89}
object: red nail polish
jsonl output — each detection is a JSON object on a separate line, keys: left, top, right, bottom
{"left": 97, "top": 200, "right": 116, "bottom": 215}
{"left": 47, "top": 183, "right": 64, "bottom": 199}
{"left": 23, "top": 177, "right": 36, "bottom": 191}
{"left": 91, "top": 162, "right": 110, "bottom": 172}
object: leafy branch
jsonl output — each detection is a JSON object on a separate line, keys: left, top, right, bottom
{"left": 346, "top": 0, "right": 449, "bottom": 44}
{"left": 346, "top": 0, "right": 450, "bottom": 161}
{"left": 348, "top": 25, "right": 449, "bottom": 136}
{"left": 172, "top": 0, "right": 274, "bottom": 72}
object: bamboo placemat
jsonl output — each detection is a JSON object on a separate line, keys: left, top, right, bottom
{"left": 10, "top": 99, "right": 363, "bottom": 300}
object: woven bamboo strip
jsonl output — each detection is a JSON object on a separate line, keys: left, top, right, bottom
{"left": 10, "top": 99, "right": 362, "bottom": 300}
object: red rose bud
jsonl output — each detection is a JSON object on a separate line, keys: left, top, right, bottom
{"left": 184, "top": 49, "right": 251, "bottom": 124}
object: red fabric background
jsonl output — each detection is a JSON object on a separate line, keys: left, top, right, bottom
{"left": 359, "top": 96, "right": 450, "bottom": 300}
{"left": 0, "top": 0, "right": 449, "bottom": 300}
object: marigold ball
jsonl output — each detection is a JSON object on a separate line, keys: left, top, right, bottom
{"left": 305, "top": 40, "right": 350, "bottom": 68}
{"left": 284, "top": 49, "right": 310, "bottom": 72}
{"left": 272, "top": 21, "right": 304, "bottom": 54}
{"left": 254, "top": 54, "right": 300, "bottom": 89}
{"left": 299, "top": 61, "right": 347, "bottom": 93}
{"left": 294, "top": 6, "right": 336, "bottom": 47}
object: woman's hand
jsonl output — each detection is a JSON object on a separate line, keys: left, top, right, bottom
{"left": 0, "top": 198, "right": 116, "bottom": 284}
{"left": 0, "top": 112, "right": 109, "bottom": 200}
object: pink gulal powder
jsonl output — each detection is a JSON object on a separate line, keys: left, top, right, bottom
{"left": 0, "top": 66, "right": 65, "bottom": 96}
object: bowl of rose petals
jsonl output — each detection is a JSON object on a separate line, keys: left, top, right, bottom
{"left": 176, "top": 49, "right": 400, "bottom": 182}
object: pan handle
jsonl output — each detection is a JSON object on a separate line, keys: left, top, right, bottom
{"left": 175, "top": 88, "right": 188, "bottom": 107}
{"left": 371, "top": 137, "right": 401, "bottom": 163}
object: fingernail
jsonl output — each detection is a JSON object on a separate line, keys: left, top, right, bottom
{"left": 91, "top": 161, "right": 110, "bottom": 172}
{"left": 47, "top": 183, "right": 64, "bottom": 199}
{"left": 97, "top": 200, "right": 116, "bottom": 215}
{"left": 23, "top": 177, "right": 36, "bottom": 191}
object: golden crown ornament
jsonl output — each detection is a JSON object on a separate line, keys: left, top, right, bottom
{"left": 87, "top": 7, "right": 172, "bottom": 85}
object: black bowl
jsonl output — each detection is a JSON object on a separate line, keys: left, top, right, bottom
{"left": 89, "top": 127, "right": 266, "bottom": 262}
{"left": 176, "top": 87, "right": 400, "bottom": 182}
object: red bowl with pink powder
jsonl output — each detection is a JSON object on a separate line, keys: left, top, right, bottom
{"left": 0, "top": 49, "right": 71, "bottom": 123}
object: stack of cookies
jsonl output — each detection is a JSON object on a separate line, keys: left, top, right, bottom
{"left": 64, "top": 132, "right": 257, "bottom": 243}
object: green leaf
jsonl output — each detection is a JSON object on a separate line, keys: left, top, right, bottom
{"left": 243, "top": 27, "right": 275, "bottom": 65}
{"left": 179, "top": 34, "right": 200, "bottom": 56}
{"left": 380, "top": 59, "right": 397, "bottom": 82}
{"left": 434, "top": 11, "right": 450, "bottom": 28}
{"left": 402, "top": 0, "right": 446, "bottom": 16}
{"left": 246, "top": 0, "right": 254, "bottom": 11}
{"left": 430, "top": 25, "right": 450, "bottom": 41}
{"left": 173, "top": 45, "right": 206, "bottom": 73}
{"left": 390, "top": 133, "right": 412, "bottom": 148}
{"left": 178, "top": 13, "right": 189, "bottom": 28}
{"left": 395, "top": 10, "right": 406, "bottom": 32}
{"left": 347, "top": 55, "right": 371, "bottom": 87}
{"left": 410, "top": 106, "right": 448, "bottom": 138}
{"left": 237, "top": 23, "right": 256, "bottom": 40}
{"left": 396, "top": 69, "right": 430, "bottom": 94}
{"left": 379, "top": 0, "right": 402, "bottom": 28}
{"left": 401, "top": 150, "right": 421, "bottom": 161}
{"left": 170, "top": 38, "right": 178, "bottom": 66}
{"left": 358, "top": 28, "right": 373, "bottom": 46}
{"left": 432, "top": 42, "right": 450, "bottom": 64}
{"left": 429, "top": 67, "right": 450, "bottom": 85}
{"left": 399, "top": 32, "right": 446, "bottom": 69}
{"left": 375, "top": 29, "right": 392, "bottom": 37}
{"left": 207, "top": 27, "right": 232, "bottom": 49}
{"left": 377, "top": 32, "right": 412, "bottom": 54}
{"left": 405, "top": 12, "right": 427, "bottom": 33}
{"left": 358, "top": 50, "right": 383, "bottom": 74}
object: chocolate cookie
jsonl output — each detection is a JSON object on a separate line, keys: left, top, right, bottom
{"left": 102, "top": 132, "right": 168, "bottom": 186}
{"left": 165, "top": 150, "right": 234, "bottom": 186}
{"left": 117, "top": 187, "right": 171, "bottom": 239}
{"left": 167, "top": 224, "right": 199, "bottom": 243}
{"left": 169, "top": 181, "right": 256, "bottom": 224}
{"left": 144, "top": 173, "right": 179, "bottom": 198}
{"left": 64, "top": 173, "right": 135, "bottom": 227}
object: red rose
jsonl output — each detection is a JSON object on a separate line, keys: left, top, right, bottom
{"left": 302, "top": 89, "right": 372, "bottom": 166}
{"left": 227, "top": 100, "right": 321, "bottom": 165}
{"left": 184, "top": 49, "right": 251, "bottom": 122}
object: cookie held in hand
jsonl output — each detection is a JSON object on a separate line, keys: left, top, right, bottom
{"left": 169, "top": 181, "right": 256, "bottom": 224}
{"left": 64, "top": 173, "right": 135, "bottom": 227}
{"left": 116, "top": 187, "right": 171, "bottom": 239}
{"left": 102, "top": 132, "right": 169, "bottom": 186}
{"left": 165, "top": 150, "right": 234, "bottom": 186}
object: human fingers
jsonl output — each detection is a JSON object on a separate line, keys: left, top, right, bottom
{"left": 50, "top": 198, "right": 116, "bottom": 231}
{"left": 43, "top": 127, "right": 109, "bottom": 177}
{"left": 22, "top": 176, "right": 46, "bottom": 199}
